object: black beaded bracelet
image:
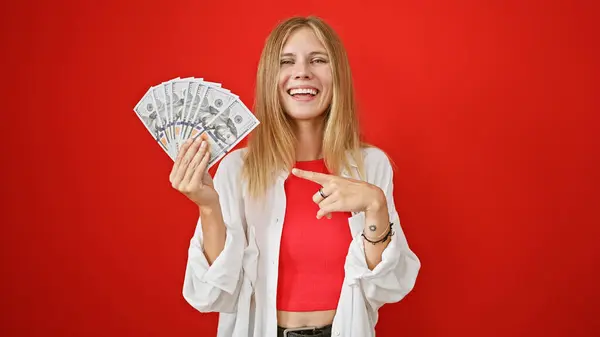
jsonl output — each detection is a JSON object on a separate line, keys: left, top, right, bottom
{"left": 362, "top": 222, "right": 394, "bottom": 245}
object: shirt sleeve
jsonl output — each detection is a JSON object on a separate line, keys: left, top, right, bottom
{"left": 345, "top": 148, "right": 421, "bottom": 312}
{"left": 182, "top": 150, "right": 247, "bottom": 313}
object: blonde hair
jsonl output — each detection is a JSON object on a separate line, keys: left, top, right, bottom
{"left": 242, "top": 16, "right": 366, "bottom": 198}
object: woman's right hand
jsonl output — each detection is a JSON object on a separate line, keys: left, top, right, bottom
{"left": 170, "top": 134, "right": 219, "bottom": 208}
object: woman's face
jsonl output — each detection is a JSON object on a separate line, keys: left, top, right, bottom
{"left": 278, "top": 27, "right": 333, "bottom": 121}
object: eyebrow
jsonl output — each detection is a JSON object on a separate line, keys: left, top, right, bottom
{"left": 281, "top": 51, "right": 328, "bottom": 58}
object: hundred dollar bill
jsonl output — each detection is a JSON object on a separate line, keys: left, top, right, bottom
{"left": 180, "top": 80, "right": 223, "bottom": 143}
{"left": 171, "top": 79, "right": 195, "bottom": 152}
{"left": 202, "top": 130, "right": 228, "bottom": 169}
{"left": 162, "top": 79, "right": 175, "bottom": 142}
{"left": 179, "top": 80, "right": 202, "bottom": 144}
{"left": 164, "top": 77, "right": 188, "bottom": 150}
{"left": 183, "top": 86, "right": 238, "bottom": 142}
{"left": 204, "top": 99, "right": 260, "bottom": 153}
{"left": 150, "top": 84, "right": 176, "bottom": 157}
{"left": 178, "top": 79, "right": 226, "bottom": 146}
{"left": 133, "top": 88, "right": 172, "bottom": 158}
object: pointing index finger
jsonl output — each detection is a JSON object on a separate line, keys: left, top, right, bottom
{"left": 291, "top": 168, "right": 331, "bottom": 185}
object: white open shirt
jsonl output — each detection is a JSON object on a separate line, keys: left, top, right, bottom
{"left": 182, "top": 147, "right": 421, "bottom": 337}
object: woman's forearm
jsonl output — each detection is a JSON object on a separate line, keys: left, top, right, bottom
{"left": 199, "top": 203, "right": 227, "bottom": 265}
{"left": 363, "top": 198, "right": 391, "bottom": 270}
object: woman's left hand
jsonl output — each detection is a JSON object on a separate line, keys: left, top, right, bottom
{"left": 291, "top": 168, "right": 387, "bottom": 219}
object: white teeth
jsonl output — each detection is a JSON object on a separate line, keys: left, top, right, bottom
{"left": 289, "top": 88, "right": 318, "bottom": 96}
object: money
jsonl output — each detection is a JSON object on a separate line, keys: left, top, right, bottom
{"left": 205, "top": 100, "right": 259, "bottom": 153}
{"left": 162, "top": 78, "right": 176, "bottom": 143}
{"left": 133, "top": 88, "right": 173, "bottom": 159}
{"left": 170, "top": 80, "right": 187, "bottom": 148}
{"left": 133, "top": 77, "right": 260, "bottom": 168}
{"left": 183, "top": 85, "right": 237, "bottom": 142}
{"left": 179, "top": 80, "right": 227, "bottom": 145}
{"left": 150, "top": 83, "right": 175, "bottom": 157}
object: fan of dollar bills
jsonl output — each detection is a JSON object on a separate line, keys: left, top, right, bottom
{"left": 133, "top": 77, "right": 260, "bottom": 168}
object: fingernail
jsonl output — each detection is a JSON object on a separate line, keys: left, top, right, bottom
{"left": 194, "top": 137, "right": 201, "bottom": 143}
{"left": 200, "top": 141, "right": 206, "bottom": 148}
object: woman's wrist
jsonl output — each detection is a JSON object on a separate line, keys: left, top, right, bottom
{"left": 363, "top": 191, "right": 390, "bottom": 239}
{"left": 198, "top": 199, "right": 220, "bottom": 215}
{"left": 198, "top": 202, "right": 225, "bottom": 229}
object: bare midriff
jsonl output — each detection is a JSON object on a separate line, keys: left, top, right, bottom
{"left": 277, "top": 309, "right": 336, "bottom": 328}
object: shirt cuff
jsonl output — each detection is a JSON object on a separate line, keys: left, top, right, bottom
{"left": 345, "top": 212, "right": 402, "bottom": 283}
{"left": 188, "top": 225, "right": 244, "bottom": 295}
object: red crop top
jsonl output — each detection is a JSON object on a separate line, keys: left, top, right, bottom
{"left": 276, "top": 158, "right": 353, "bottom": 312}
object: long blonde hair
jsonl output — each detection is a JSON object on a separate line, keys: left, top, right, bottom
{"left": 242, "top": 16, "right": 366, "bottom": 198}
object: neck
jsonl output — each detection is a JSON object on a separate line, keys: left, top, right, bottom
{"left": 293, "top": 117, "right": 325, "bottom": 162}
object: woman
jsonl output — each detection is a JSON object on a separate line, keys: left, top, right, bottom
{"left": 169, "top": 16, "right": 421, "bottom": 337}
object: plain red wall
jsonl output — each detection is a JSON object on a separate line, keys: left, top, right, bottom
{"left": 1, "top": 0, "right": 598, "bottom": 336}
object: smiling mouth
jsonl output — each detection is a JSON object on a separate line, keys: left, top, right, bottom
{"left": 287, "top": 88, "right": 319, "bottom": 97}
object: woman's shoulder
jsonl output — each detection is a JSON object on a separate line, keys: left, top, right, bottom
{"left": 355, "top": 145, "right": 397, "bottom": 187}
{"left": 215, "top": 147, "right": 248, "bottom": 173}
{"left": 358, "top": 145, "right": 394, "bottom": 169}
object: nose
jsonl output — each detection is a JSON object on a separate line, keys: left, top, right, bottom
{"left": 292, "top": 59, "right": 312, "bottom": 79}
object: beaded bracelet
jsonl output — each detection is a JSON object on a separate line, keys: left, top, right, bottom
{"left": 362, "top": 222, "right": 394, "bottom": 245}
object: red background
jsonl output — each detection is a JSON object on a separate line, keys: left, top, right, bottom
{"left": 1, "top": 0, "right": 599, "bottom": 336}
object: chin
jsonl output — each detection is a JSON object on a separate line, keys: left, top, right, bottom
{"left": 284, "top": 106, "right": 328, "bottom": 121}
